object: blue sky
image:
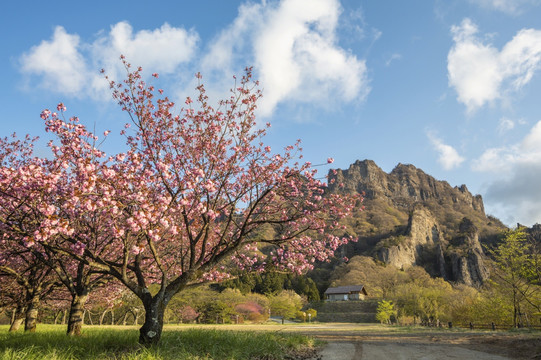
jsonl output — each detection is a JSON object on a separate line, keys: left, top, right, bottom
{"left": 2, "top": 0, "right": 541, "bottom": 226}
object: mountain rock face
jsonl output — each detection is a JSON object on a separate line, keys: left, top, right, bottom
{"left": 377, "top": 206, "right": 440, "bottom": 269}
{"left": 446, "top": 218, "right": 490, "bottom": 287}
{"left": 330, "top": 160, "right": 484, "bottom": 214}
{"left": 326, "top": 160, "right": 503, "bottom": 287}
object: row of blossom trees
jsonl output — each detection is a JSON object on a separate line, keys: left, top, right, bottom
{"left": 0, "top": 59, "right": 360, "bottom": 345}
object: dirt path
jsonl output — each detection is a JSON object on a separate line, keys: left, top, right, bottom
{"left": 286, "top": 324, "right": 540, "bottom": 360}
{"left": 317, "top": 341, "right": 512, "bottom": 360}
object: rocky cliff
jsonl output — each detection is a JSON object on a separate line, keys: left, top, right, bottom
{"left": 377, "top": 206, "right": 440, "bottom": 269}
{"left": 330, "top": 160, "right": 485, "bottom": 220}
{"left": 326, "top": 160, "right": 503, "bottom": 287}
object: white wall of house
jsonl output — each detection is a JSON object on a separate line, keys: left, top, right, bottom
{"left": 326, "top": 292, "right": 366, "bottom": 301}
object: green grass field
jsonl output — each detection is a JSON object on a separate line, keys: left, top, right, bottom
{"left": 0, "top": 325, "right": 319, "bottom": 360}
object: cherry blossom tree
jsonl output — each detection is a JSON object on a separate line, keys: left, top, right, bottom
{"left": 0, "top": 243, "right": 59, "bottom": 332}
{"left": 0, "top": 272, "right": 27, "bottom": 331}
{"left": 176, "top": 305, "right": 199, "bottom": 324}
{"left": 0, "top": 118, "right": 118, "bottom": 336}
{"left": 0, "top": 134, "right": 63, "bottom": 332}
{"left": 97, "top": 61, "right": 359, "bottom": 344}
{"left": 3, "top": 59, "right": 359, "bottom": 345}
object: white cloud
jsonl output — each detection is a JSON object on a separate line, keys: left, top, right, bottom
{"left": 20, "top": 1, "right": 368, "bottom": 118}
{"left": 469, "top": 0, "right": 540, "bottom": 15}
{"left": 497, "top": 117, "right": 515, "bottom": 134}
{"left": 20, "top": 26, "right": 89, "bottom": 96}
{"left": 385, "top": 53, "right": 402, "bottom": 67}
{"left": 427, "top": 133, "right": 465, "bottom": 170}
{"left": 92, "top": 22, "right": 198, "bottom": 77}
{"left": 473, "top": 121, "right": 541, "bottom": 225}
{"left": 448, "top": 18, "right": 541, "bottom": 112}
{"left": 202, "top": 0, "right": 369, "bottom": 117}
{"left": 20, "top": 22, "right": 198, "bottom": 99}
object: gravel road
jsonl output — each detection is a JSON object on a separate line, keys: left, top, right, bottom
{"left": 288, "top": 323, "right": 540, "bottom": 360}
{"left": 317, "top": 341, "right": 512, "bottom": 359}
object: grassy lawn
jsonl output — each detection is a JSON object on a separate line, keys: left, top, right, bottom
{"left": 3, "top": 322, "right": 537, "bottom": 359}
{"left": 0, "top": 324, "right": 319, "bottom": 360}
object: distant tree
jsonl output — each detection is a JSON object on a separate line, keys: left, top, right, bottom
{"left": 376, "top": 300, "right": 396, "bottom": 324}
{"left": 0, "top": 245, "right": 59, "bottom": 332}
{"left": 256, "top": 272, "right": 287, "bottom": 295}
{"left": 269, "top": 290, "right": 304, "bottom": 320}
{"left": 235, "top": 301, "right": 265, "bottom": 322}
{"left": 177, "top": 305, "right": 199, "bottom": 323}
{"left": 489, "top": 229, "right": 541, "bottom": 327}
{"left": 221, "top": 271, "right": 320, "bottom": 301}
{"left": 200, "top": 300, "right": 235, "bottom": 324}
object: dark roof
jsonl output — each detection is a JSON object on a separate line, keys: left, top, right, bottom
{"left": 324, "top": 285, "right": 366, "bottom": 295}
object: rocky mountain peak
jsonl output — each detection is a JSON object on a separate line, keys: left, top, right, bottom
{"left": 325, "top": 159, "right": 503, "bottom": 287}
{"left": 329, "top": 159, "right": 486, "bottom": 226}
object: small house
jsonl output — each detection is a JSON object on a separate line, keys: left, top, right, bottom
{"left": 324, "top": 285, "right": 367, "bottom": 301}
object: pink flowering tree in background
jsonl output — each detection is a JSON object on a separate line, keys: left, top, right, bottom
{"left": 0, "top": 274, "right": 27, "bottom": 330}
{"left": 0, "top": 115, "right": 117, "bottom": 336}
{"left": 1, "top": 58, "right": 360, "bottom": 345}
{"left": 0, "top": 134, "right": 63, "bottom": 332}
{"left": 35, "top": 111, "right": 120, "bottom": 336}
{"left": 0, "top": 248, "right": 59, "bottom": 332}
{"left": 177, "top": 305, "right": 199, "bottom": 324}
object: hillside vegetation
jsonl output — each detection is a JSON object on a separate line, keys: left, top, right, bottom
{"left": 305, "top": 160, "right": 540, "bottom": 327}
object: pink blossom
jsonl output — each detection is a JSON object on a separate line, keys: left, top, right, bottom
{"left": 131, "top": 244, "right": 145, "bottom": 255}
{"left": 0, "top": 63, "right": 361, "bottom": 344}
{"left": 23, "top": 238, "right": 35, "bottom": 248}
{"left": 70, "top": 241, "right": 86, "bottom": 256}
{"left": 40, "top": 109, "right": 51, "bottom": 120}
{"left": 327, "top": 157, "right": 334, "bottom": 164}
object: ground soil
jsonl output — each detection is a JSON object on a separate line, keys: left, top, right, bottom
{"left": 294, "top": 325, "right": 541, "bottom": 360}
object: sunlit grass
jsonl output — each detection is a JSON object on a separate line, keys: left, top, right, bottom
{"left": 3, "top": 322, "right": 536, "bottom": 359}
{"left": 0, "top": 325, "right": 318, "bottom": 360}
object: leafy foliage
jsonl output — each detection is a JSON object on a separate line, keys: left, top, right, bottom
{"left": 375, "top": 300, "right": 396, "bottom": 324}
{"left": 488, "top": 228, "right": 541, "bottom": 327}
{"left": 219, "top": 271, "right": 320, "bottom": 301}
{"left": 269, "top": 290, "right": 304, "bottom": 319}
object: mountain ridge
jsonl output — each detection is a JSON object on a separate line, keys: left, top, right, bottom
{"left": 319, "top": 159, "right": 506, "bottom": 288}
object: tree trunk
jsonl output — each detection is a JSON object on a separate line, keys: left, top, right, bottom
{"left": 62, "top": 309, "right": 67, "bottom": 324}
{"left": 67, "top": 293, "right": 88, "bottom": 336}
{"left": 85, "top": 309, "right": 93, "bottom": 325}
{"left": 139, "top": 296, "right": 166, "bottom": 346}
{"left": 122, "top": 311, "right": 129, "bottom": 325}
{"left": 9, "top": 304, "right": 25, "bottom": 332}
{"left": 133, "top": 309, "right": 140, "bottom": 325}
{"left": 24, "top": 295, "right": 40, "bottom": 332}
{"left": 513, "top": 287, "right": 518, "bottom": 328}
{"left": 99, "top": 309, "right": 108, "bottom": 326}
{"left": 9, "top": 318, "right": 24, "bottom": 332}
